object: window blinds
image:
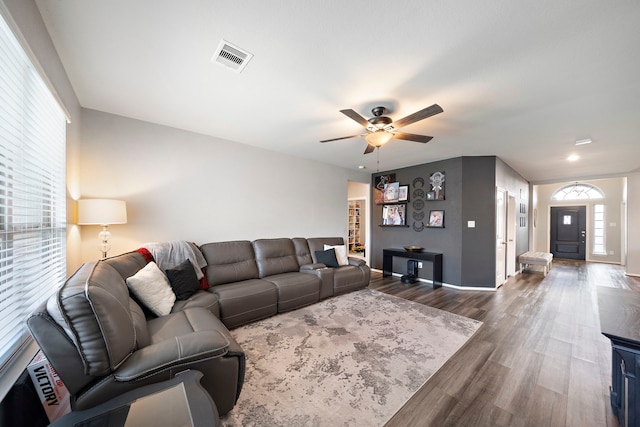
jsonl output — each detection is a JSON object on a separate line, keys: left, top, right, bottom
{"left": 0, "top": 12, "right": 66, "bottom": 370}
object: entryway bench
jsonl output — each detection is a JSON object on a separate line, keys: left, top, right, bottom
{"left": 519, "top": 251, "right": 553, "bottom": 276}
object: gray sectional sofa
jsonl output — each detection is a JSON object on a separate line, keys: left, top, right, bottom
{"left": 27, "top": 236, "right": 370, "bottom": 419}
{"left": 201, "top": 237, "right": 370, "bottom": 328}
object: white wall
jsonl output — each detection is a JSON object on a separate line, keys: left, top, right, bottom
{"left": 78, "top": 109, "right": 369, "bottom": 264}
{"left": 533, "top": 177, "right": 625, "bottom": 263}
{"left": 628, "top": 172, "right": 640, "bottom": 276}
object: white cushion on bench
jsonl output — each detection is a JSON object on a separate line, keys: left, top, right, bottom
{"left": 519, "top": 251, "right": 553, "bottom": 276}
{"left": 519, "top": 251, "right": 553, "bottom": 265}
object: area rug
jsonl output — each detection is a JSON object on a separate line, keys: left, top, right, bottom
{"left": 220, "top": 288, "right": 482, "bottom": 426}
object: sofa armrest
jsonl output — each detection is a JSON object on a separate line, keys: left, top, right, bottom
{"left": 348, "top": 257, "right": 366, "bottom": 267}
{"left": 115, "top": 330, "right": 229, "bottom": 381}
{"left": 300, "top": 263, "right": 326, "bottom": 270}
{"left": 300, "top": 265, "right": 335, "bottom": 300}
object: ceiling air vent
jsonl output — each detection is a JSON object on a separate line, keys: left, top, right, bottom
{"left": 212, "top": 40, "right": 253, "bottom": 73}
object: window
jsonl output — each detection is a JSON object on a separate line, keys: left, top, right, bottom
{"left": 552, "top": 183, "right": 603, "bottom": 200}
{"left": 593, "top": 204, "right": 606, "bottom": 255}
{"left": 0, "top": 11, "right": 66, "bottom": 374}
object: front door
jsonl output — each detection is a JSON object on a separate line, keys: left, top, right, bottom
{"left": 550, "top": 206, "right": 586, "bottom": 260}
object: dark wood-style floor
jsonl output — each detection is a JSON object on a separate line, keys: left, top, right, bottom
{"left": 370, "top": 260, "right": 640, "bottom": 427}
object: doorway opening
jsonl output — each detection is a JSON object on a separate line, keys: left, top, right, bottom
{"left": 347, "top": 181, "right": 370, "bottom": 265}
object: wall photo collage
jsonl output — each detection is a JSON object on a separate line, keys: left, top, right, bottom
{"left": 376, "top": 171, "right": 446, "bottom": 229}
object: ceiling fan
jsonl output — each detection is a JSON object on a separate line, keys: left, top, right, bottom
{"left": 320, "top": 104, "right": 443, "bottom": 154}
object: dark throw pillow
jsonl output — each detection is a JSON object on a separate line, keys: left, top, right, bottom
{"left": 165, "top": 259, "right": 201, "bottom": 300}
{"left": 315, "top": 248, "right": 340, "bottom": 268}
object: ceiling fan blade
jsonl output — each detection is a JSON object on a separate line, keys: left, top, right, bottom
{"left": 320, "top": 134, "right": 364, "bottom": 143}
{"left": 364, "top": 144, "right": 376, "bottom": 154}
{"left": 393, "top": 104, "right": 443, "bottom": 129}
{"left": 340, "top": 109, "right": 370, "bottom": 127}
{"left": 393, "top": 132, "right": 434, "bottom": 144}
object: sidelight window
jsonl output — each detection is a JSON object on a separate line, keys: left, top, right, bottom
{"left": 593, "top": 204, "right": 606, "bottom": 255}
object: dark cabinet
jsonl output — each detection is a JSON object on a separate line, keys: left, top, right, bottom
{"left": 597, "top": 287, "right": 640, "bottom": 427}
{"left": 611, "top": 345, "right": 640, "bottom": 426}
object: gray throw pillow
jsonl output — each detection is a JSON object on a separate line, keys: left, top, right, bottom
{"left": 165, "top": 259, "right": 201, "bottom": 300}
{"left": 315, "top": 248, "right": 339, "bottom": 268}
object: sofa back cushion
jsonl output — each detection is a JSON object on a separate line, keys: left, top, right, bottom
{"left": 292, "top": 238, "right": 313, "bottom": 266}
{"left": 201, "top": 240, "right": 259, "bottom": 286}
{"left": 306, "top": 237, "right": 347, "bottom": 263}
{"left": 104, "top": 251, "right": 149, "bottom": 280}
{"left": 252, "top": 238, "right": 299, "bottom": 277}
{"left": 47, "top": 261, "right": 137, "bottom": 376}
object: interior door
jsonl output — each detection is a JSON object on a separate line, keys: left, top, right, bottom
{"left": 496, "top": 188, "right": 507, "bottom": 286}
{"left": 550, "top": 206, "right": 586, "bottom": 260}
{"left": 506, "top": 194, "right": 516, "bottom": 276}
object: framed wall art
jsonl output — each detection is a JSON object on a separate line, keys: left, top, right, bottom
{"left": 428, "top": 210, "right": 444, "bottom": 228}
{"left": 381, "top": 204, "right": 406, "bottom": 226}
{"left": 374, "top": 174, "right": 396, "bottom": 205}
{"left": 398, "top": 185, "right": 409, "bottom": 202}
{"left": 429, "top": 171, "right": 445, "bottom": 200}
{"left": 383, "top": 182, "right": 400, "bottom": 203}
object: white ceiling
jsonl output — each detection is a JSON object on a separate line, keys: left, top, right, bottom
{"left": 35, "top": 0, "right": 640, "bottom": 183}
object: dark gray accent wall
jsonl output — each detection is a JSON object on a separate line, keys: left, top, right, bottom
{"left": 371, "top": 157, "right": 463, "bottom": 285}
{"left": 370, "top": 156, "right": 530, "bottom": 288}
{"left": 461, "top": 157, "right": 496, "bottom": 287}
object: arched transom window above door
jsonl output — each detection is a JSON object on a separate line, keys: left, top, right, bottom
{"left": 551, "top": 183, "right": 604, "bottom": 200}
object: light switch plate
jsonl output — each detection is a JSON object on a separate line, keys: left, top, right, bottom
{"left": 468, "top": 221, "right": 476, "bottom": 228}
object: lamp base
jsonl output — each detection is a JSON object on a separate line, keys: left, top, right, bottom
{"left": 98, "top": 225, "right": 111, "bottom": 260}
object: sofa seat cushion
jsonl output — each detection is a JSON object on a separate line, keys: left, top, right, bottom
{"left": 210, "top": 279, "right": 278, "bottom": 329}
{"left": 147, "top": 307, "right": 229, "bottom": 344}
{"left": 171, "top": 290, "right": 220, "bottom": 319}
{"left": 334, "top": 265, "right": 368, "bottom": 295}
{"left": 263, "top": 272, "right": 321, "bottom": 313}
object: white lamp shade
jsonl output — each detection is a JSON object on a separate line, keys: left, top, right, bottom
{"left": 78, "top": 199, "right": 127, "bottom": 225}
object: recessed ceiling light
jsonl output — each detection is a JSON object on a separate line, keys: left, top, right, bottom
{"left": 575, "top": 138, "right": 592, "bottom": 146}
{"left": 567, "top": 154, "right": 580, "bottom": 161}
{"left": 358, "top": 165, "right": 366, "bottom": 169}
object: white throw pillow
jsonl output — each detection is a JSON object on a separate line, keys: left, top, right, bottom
{"left": 324, "top": 244, "right": 349, "bottom": 266}
{"left": 126, "top": 262, "right": 176, "bottom": 316}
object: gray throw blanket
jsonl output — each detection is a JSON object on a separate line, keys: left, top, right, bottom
{"left": 143, "top": 241, "right": 207, "bottom": 279}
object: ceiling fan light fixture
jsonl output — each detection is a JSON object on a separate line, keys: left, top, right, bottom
{"left": 365, "top": 130, "right": 394, "bottom": 147}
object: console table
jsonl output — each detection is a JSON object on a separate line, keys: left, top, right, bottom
{"left": 382, "top": 248, "right": 443, "bottom": 288}
{"left": 597, "top": 286, "right": 640, "bottom": 427}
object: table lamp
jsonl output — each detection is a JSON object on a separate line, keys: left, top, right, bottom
{"left": 78, "top": 199, "right": 127, "bottom": 259}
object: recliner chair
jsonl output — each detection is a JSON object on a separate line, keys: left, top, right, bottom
{"left": 27, "top": 254, "right": 245, "bottom": 416}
